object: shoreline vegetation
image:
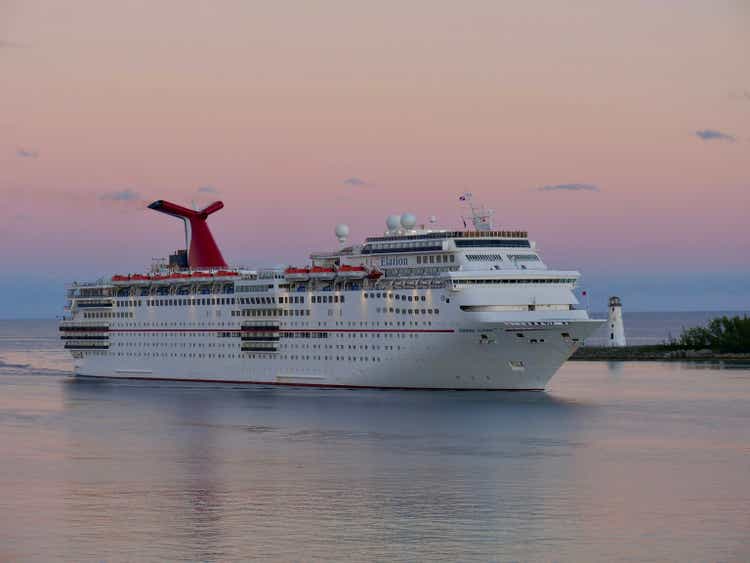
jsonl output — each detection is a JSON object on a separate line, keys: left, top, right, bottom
{"left": 572, "top": 315, "right": 750, "bottom": 362}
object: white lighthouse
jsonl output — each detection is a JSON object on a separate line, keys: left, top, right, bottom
{"left": 607, "top": 296, "right": 626, "bottom": 347}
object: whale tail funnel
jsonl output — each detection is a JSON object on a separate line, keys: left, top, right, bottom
{"left": 148, "top": 200, "right": 228, "bottom": 269}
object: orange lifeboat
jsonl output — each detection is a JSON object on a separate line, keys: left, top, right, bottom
{"left": 309, "top": 266, "right": 336, "bottom": 280}
{"left": 337, "top": 264, "right": 368, "bottom": 279}
{"left": 285, "top": 267, "right": 311, "bottom": 281}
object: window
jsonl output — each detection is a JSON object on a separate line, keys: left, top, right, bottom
{"left": 455, "top": 239, "right": 531, "bottom": 248}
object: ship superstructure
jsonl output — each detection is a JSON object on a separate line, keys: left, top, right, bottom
{"left": 60, "top": 196, "right": 603, "bottom": 389}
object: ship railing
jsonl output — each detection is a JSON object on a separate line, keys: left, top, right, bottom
{"left": 59, "top": 320, "right": 110, "bottom": 330}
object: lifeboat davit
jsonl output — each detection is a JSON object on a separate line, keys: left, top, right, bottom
{"left": 285, "top": 267, "right": 310, "bottom": 281}
{"left": 309, "top": 266, "right": 336, "bottom": 280}
{"left": 337, "top": 265, "right": 368, "bottom": 279}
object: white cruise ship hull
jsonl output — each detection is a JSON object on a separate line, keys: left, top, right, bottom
{"left": 72, "top": 316, "right": 602, "bottom": 390}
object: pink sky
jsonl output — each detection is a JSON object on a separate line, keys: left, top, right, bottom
{"left": 1, "top": 1, "right": 748, "bottom": 313}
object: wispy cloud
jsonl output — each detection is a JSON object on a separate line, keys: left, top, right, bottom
{"left": 0, "top": 40, "right": 25, "bottom": 49}
{"left": 694, "top": 129, "right": 736, "bottom": 142}
{"left": 16, "top": 147, "right": 39, "bottom": 159}
{"left": 343, "top": 177, "right": 371, "bottom": 187}
{"left": 99, "top": 188, "right": 141, "bottom": 201}
{"left": 535, "top": 183, "right": 600, "bottom": 193}
{"left": 197, "top": 185, "right": 219, "bottom": 194}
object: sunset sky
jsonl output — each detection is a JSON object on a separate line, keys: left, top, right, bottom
{"left": 1, "top": 1, "right": 748, "bottom": 317}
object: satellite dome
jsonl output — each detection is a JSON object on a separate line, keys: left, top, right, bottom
{"left": 334, "top": 223, "right": 350, "bottom": 243}
{"left": 400, "top": 213, "right": 417, "bottom": 230}
{"left": 386, "top": 215, "right": 401, "bottom": 231}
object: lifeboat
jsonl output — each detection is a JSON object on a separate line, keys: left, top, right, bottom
{"left": 170, "top": 273, "right": 191, "bottom": 279}
{"left": 131, "top": 274, "right": 150, "bottom": 281}
{"left": 285, "top": 267, "right": 310, "bottom": 281}
{"left": 367, "top": 268, "right": 383, "bottom": 280}
{"left": 215, "top": 270, "right": 239, "bottom": 277}
{"left": 309, "top": 266, "right": 336, "bottom": 280}
{"left": 111, "top": 275, "right": 129, "bottom": 282}
{"left": 337, "top": 264, "right": 368, "bottom": 279}
{"left": 191, "top": 272, "right": 213, "bottom": 278}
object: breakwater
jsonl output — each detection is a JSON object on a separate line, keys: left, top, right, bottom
{"left": 571, "top": 345, "right": 750, "bottom": 362}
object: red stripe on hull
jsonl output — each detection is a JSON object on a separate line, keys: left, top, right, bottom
{"left": 109, "top": 328, "right": 456, "bottom": 334}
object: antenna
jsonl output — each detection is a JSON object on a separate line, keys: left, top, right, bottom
{"left": 459, "top": 192, "right": 494, "bottom": 231}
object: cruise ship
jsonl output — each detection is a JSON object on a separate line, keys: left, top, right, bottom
{"left": 60, "top": 195, "right": 603, "bottom": 390}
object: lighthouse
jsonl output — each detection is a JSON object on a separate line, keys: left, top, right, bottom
{"left": 607, "top": 296, "right": 626, "bottom": 347}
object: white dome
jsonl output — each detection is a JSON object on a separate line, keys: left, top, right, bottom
{"left": 400, "top": 212, "right": 417, "bottom": 229}
{"left": 386, "top": 215, "right": 401, "bottom": 231}
{"left": 334, "top": 223, "right": 350, "bottom": 243}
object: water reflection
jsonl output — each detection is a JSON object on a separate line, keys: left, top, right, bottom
{"left": 58, "top": 379, "right": 593, "bottom": 560}
{"left": 0, "top": 366, "right": 746, "bottom": 561}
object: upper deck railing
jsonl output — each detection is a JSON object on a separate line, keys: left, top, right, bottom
{"left": 364, "top": 230, "right": 528, "bottom": 243}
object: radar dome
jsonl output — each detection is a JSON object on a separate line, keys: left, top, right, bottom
{"left": 386, "top": 215, "right": 401, "bottom": 231}
{"left": 400, "top": 213, "right": 417, "bottom": 230}
{"left": 334, "top": 223, "right": 350, "bottom": 243}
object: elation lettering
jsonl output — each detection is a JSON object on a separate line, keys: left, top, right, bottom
{"left": 380, "top": 256, "right": 408, "bottom": 267}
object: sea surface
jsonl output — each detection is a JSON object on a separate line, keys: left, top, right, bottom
{"left": 1, "top": 318, "right": 749, "bottom": 562}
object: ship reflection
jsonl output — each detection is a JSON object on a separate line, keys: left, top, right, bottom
{"left": 61, "top": 377, "right": 591, "bottom": 559}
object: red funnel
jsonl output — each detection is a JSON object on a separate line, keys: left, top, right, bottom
{"left": 148, "top": 200, "right": 228, "bottom": 269}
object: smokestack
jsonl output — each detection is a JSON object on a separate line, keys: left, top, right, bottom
{"left": 148, "top": 200, "right": 228, "bottom": 269}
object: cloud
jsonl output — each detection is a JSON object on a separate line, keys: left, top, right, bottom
{"left": 694, "top": 129, "right": 736, "bottom": 142}
{"left": 16, "top": 147, "right": 39, "bottom": 159}
{"left": 0, "top": 40, "right": 25, "bottom": 49}
{"left": 99, "top": 188, "right": 141, "bottom": 201}
{"left": 343, "top": 177, "right": 370, "bottom": 187}
{"left": 197, "top": 185, "right": 219, "bottom": 194}
{"left": 535, "top": 183, "right": 600, "bottom": 193}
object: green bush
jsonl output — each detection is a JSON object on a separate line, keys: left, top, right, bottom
{"left": 678, "top": 315, "right": 750, "bottom": 353}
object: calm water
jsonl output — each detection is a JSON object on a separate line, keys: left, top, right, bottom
{"left": 1, "top": 321, "right": 749, "bottom": 561}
